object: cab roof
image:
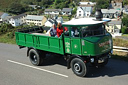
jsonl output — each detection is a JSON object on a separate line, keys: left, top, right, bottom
{"left": 62, "top": 18, "right": 111, "bottom": 26}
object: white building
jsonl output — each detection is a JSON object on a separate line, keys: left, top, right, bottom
{"left": 44, "top": 9, "right": 61, "bottom": 15}
{"left": 79, "top": 2, "right": 96, "bottom": 6}
{"left": 45, "top": 20, "right": 54, "bottom": 27}
{"left": 62, "top": 8, "right": 72, "bottom": 16}
{"left": 9, "top": 13, "right": 27, "bottom": 26}
{"left": 76, "top": 6, "right": 92, "bottom": 18}
{"left": 45, "top": 17, "right": 63, "bottom": 27}
{"left": 101, "top": 9, "right": 120, "bottom": 18}
{"left": 25, "top": 15, "right": 47, "bottom": 26}
{"left": 106, "top": 20, "right": 122, "bottom": 37}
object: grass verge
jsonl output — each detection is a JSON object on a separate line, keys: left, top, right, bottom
{"left": 113, "top": 38, "right": 128, "bottom": 47}
{"left": 112, "top": 51, "right": 128, "bottom": 61}
{"left": 122, "top": 34, "right": 128, "bottom": 37}
{"left": 0, "top": 34, "right": 16, "bottom": 44}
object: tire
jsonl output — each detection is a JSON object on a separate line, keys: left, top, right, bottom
{"left": 71, "top": 58, "right": 87, "bottom": 77}
{"left": 91, "top": 57, "right": 109, "bottom": 67}
{"left": 29, "top": 49, "right": 44, "bottom": 66}
{"left": 98, "top": 58, "right": 108, "bottom": 67}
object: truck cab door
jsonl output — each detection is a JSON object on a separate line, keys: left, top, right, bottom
{"left": 64, "top": 28, "right": 71, "bottom": 54}
{"left": 64, "top": 27, "right": 82, "bottom": 55}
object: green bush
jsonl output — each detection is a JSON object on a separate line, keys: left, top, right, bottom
{"left": 121, "top": 26, "right": 128, "bottom": 34}
{"left": 7, "top": 31, "right": 15, "bottom": 39}
{"left": 0, "top": 23, "right": 14, "bottom": 35}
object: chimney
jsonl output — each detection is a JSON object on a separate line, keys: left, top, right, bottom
{"left": 95, "top": 8, "right": 103, "bottom": 21}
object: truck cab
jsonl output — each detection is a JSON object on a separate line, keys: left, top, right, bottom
{"left": 61, "top": 17, "right": 113, "bottom": 76}
{"left": 62, "top": 18, "right": 112, "bottom": 56}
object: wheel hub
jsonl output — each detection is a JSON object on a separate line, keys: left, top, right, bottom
{"left": 74, "top": 63, "right": 81, "bottom": 72}
{"left": 33, "top": 55, "right": 37, "bottom": 62}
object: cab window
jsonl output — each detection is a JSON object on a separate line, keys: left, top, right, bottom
{"left": 64, "top": 27, "right": 69, "bottom": 37}
{"left": 71, "top": 27, "right": 79, "bottom": 37}
{"left": 81, "top": 24, "right": 105, "bottom": 37}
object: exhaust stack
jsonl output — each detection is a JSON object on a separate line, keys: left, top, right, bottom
{"left": 95, "top": 9, "right": 103, "bottom": 21}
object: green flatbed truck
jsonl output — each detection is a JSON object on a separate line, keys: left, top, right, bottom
{"left": 15, "top": 11, "right": 113, "bottom": 77}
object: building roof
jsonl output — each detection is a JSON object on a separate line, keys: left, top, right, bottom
{"left": 12, "top": 13, "right": 26, "bottom": 19}
{"left": 29, "top": 5, "right": 37, "bottom": 9}
{"left": 101, "top": 9, "right": 119, "bottom": 14}
{"left": 3, "top": 16, "right": 12, "bottom": 21}
{"left": 0, "top": 12, "right": 4, "bottom": 17}
{"left": 79, "top": 2, "right": 96, "bottom": 5}
{"left": 112, "top": 0, "right": 123, "bottom": 2}
{"left": 78, "top": 6, "right": 92, "bottom": 12}
{"left": 26, "top": 15, "right": 44, "bottom": 21}
{"left": 1, "top": 13, "right": 9, "bottom": 19}
{"left": 45, "top": 9, "right": 61, "bottom": 12}
{"left": 62, "top": 8, "right": 72, "bottom": 12}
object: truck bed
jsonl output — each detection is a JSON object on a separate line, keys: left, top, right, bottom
{"left": 15, "top": 32, "right": 64, "bottom": 55}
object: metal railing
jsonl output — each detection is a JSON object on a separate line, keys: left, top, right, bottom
{"left": 113, "top": 46, "right": 128, "bottom": 53}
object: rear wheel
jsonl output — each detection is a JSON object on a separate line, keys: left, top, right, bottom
{"left": 29, "top": 49, "right": 44, "bottom": 66}
{"left": 71, "top": 58, "right": 87, "bottom": 77}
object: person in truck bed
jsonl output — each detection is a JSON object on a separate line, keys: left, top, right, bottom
{"left": 49, "top": 24, "right": 57, "bottom": 37}
{"left": 57, "top": 23, "right": 68, "bottom": 37}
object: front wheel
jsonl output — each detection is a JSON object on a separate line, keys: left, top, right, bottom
{"left": 98, "top": 58, "right": 108, "bottom": 67}
{"left": 29, "top": 49, "right": 44, "bottom": 66}
{"left": 71, "top": 58, "right": 87, "bottom": 77}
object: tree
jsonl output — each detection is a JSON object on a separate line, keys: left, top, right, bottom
{"left": 20, "top": 0, "right": 35, "bottom": 5}
{"left": 123, "top": 0, "right": 128, "bottom": 5}
{"left": 121, "top": 26, "right": 127, "bottom": 34}
{"left": 8, "top": 2, "right": 25, "bottom": 14}
{"left": 0, "top": 23, "right": 13, "bottom": 34}
{"left": 72, "top": 7, "right": 77, "bottom": 15}
{"left": 122, "top": 14, "right": 128, "bottom": 34}
{"left": 122, "top": 14, "right": 128, "bottom": 27}
{"left": 95, "top": 0, "right": 109, "bottom": 9}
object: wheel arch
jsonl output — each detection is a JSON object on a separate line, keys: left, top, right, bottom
{"left": 27, "top": 47, "right": 43, "bottom": 57}
{"left": 67, "top": 55, "right": 86, "bottom": 69}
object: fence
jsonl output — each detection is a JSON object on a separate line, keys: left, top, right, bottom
{"left": 113, "top": 46, "right": 128, "bottom": 53}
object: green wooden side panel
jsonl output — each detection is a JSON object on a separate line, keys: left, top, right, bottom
{"left": 15, "top": 32, "right": 64, "bottom": 55}
{"left": 38, "top": 36, "right": 49, "bottom": 49}
{"left": 18, "top": 33, "right": 26, "bottom": 46}
{"left": 26, "top": 35, "right": 33, "bottom": 47}
{"left": 71, "top": 38, "right": 81, "bottom": 55}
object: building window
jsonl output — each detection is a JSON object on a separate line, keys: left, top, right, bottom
{"left": 79, "top": 11, "right": 81, "bottom": 13}
{"left": 79, "top": 14, "right": 81, "bottom": 16}
{"left": 39, "top": 23, "right": 41, "bottom": 25}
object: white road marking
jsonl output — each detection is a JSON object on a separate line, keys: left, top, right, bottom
{"left": 7, "top": 60, "right": 68, "bottom": 78}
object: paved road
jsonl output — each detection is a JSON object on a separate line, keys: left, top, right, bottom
{"left": 0, "top": 43, "right": 128, "bottom": 85}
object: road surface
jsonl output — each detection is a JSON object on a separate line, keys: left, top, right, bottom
{"left": 0, "top": 43, "right": 128, "bottom": 85}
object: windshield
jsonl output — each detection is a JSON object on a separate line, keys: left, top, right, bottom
{"left": 81, "top": 24, "right": 106, "bottom": 37}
